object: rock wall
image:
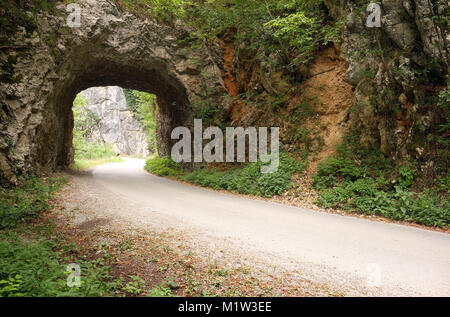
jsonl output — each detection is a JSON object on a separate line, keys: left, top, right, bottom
{"left": 225, "top": 0, "right": 448, "bottom": 163}
{"left": 0, "top": 0, "right": 227, "bottom": 183}
{"left": 324, "top": 0, "right": 449, "bottom": 159}
{"left": 81, "top": 86, "right": 149, "bottom": 157}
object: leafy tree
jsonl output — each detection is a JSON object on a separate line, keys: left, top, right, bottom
{"left": 124, "top": 89, "right": 158, "bottom": 153}
{"left": 72, "top": 93, "right": 99, "bottom": 138}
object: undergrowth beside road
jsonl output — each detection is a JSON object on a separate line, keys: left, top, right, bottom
{"left": 0, "top": 177, "right": 124, "bottom": 296}
{"left": 0, "top": 177, "right": 65, "bottom": 229}
{"left": 312, "top": 135, "right": 449, "bottom": 228}
{"left": 145, "top": 156, "right": 184, "bottom": 177}
{"left": 145, "top": 152, "right": 307, "bottom": 197}
{"left": 72, "top": 126, "right": 123, "bottom": 171}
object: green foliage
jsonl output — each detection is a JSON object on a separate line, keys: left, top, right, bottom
{"left": 120, "top": 0, "right": 186, "bottom": 23}
{"left": 124, "top": 89, "right": 158, "bottom": 154}
{"left": 122, "top": 275, "right": 146, "bottom": 296}
{"left": 0, "top": 275, "right": 24, "bottom": 297}
{"left": 197, "top": 0, "right": 342, "bottom": 69}
{"left": 73, "top": 92, "right": 88, "bottom": 108}
{"left": 312, "top": 135, "right": 449, "bottom": 228}
{"left": 73, "top": 93, "right": 99, "bottom": 137}
{"left": 0, "top": 177, "right": 123, "bottom": 297}
{"left": 437, "top": 87, "right": 450, "bottom": 137}
{"left": 0, "top": 232, "right": 121, "bottom": 296}
{"left": 413, "top": 60, "right": 447, "bottom": 86}
{"left": 0, "top": 177, "right": 65, "bottom": 229}
{"left": 145, "top": 152, "right": 305, "bottom": 197}
{"left": 123, "top": 89, "right": 140, "bottom": 111}
{"left": 181, "top": 152, "right": 307, "bottom": 197}
{"left": 73, "top": 89, "right": 156, "bottom": 160}
{"left": 147, "top": 285, "right": 173, "bottom": 297}
{"left": 190, "top": 98, "right": 219, "bottom": 127}
{"left": 257, "top": 170, "right": 292, "bottom": 197}
{"left": 145, "top": 156, "right": 184, "bottom": 177}
{"left": 398, "top": 163, "right": 415, "bottom": 188}
{"left": 73, "top": 130, "right": 118, "bottom": 160}
{"left": 119, "top": 0, "right": 342, "bottom": 72}
{"left": 265, "top": 9, "right": 343, "bottom": 65}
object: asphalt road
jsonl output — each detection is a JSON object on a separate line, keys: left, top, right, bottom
{"left": 87, "top": 158, "right": 450, "bottom": 296}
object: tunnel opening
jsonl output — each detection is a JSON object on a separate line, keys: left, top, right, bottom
{"left": 35, "top": 56, "right": 192, "bottom": 174}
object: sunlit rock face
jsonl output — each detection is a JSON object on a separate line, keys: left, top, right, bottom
{"left": 0, "top": 0, "right": 226, "bottom": 183}
{"left": 82, "top": 86, "right": 150, "bottom": 157}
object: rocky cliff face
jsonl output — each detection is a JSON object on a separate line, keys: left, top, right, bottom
{"left": 324, "top": 0, "right": 448, "bottom": 160}
{"left": 81, "top": 86, "right": 149, "bottom": 157}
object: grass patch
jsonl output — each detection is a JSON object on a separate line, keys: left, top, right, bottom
{"left": 73, "top": 129, "right": 118, "bottom": 160}
{"left": 312, "top": 135, "right": 450, "bottom": 228}
{"left": 71, "top": 157, "right": 124, "bottom": 171}
{"left": 145, "top": 153, "right": 307, "bottom": 198}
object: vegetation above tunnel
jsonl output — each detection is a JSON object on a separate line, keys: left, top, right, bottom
{"left": 119, "top": 0, "right": 342, "bottom": 74}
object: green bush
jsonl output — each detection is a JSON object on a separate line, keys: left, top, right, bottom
{"left": 145, "top": 156, "right": 184, "bottom": 177}
{"left": 181, "top": 152, "right": 306, "bottom": 198}
{"left": 0, "top": 274, "right": 23, "bottom": 297}
{"left": 123, "top": 89, "right": 158, "bottom": 154}
{"left": 147, "top": 285, "right": 173, "bottom": 297}
{"left": 145, "top": 152, "right": 306, "bottom": 197}
{"left": 316, "top": 185, "right": 351, "bottom": 209}
{"left": 0, "top": 233, "right": 120, "bottom": 296}
{"left": 257, "top": 171, "right": 292, "bottom": 197}
{"left": 119, "top": 0, "right": 341, "bottom": 72}
{"left": 72, "top": 92, "right": 119, "bottom": 161}
{"left": 398, "top": 163, "right": 415, "bottom": 188}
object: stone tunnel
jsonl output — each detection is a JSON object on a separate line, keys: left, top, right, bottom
{"left": 0, "top": 0, "right": 227, "bottom": 183}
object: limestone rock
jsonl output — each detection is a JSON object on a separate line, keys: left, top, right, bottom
{"left": 82, "top": 86, "right": 150, "bottom": 157}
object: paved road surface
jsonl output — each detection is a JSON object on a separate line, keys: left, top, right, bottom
{"left": 85, "top": 158, "right": 450, "bottom": 296}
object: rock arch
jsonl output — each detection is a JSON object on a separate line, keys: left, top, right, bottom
{"left": 0, "top": 0, "right": 226, "bottom": 183}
